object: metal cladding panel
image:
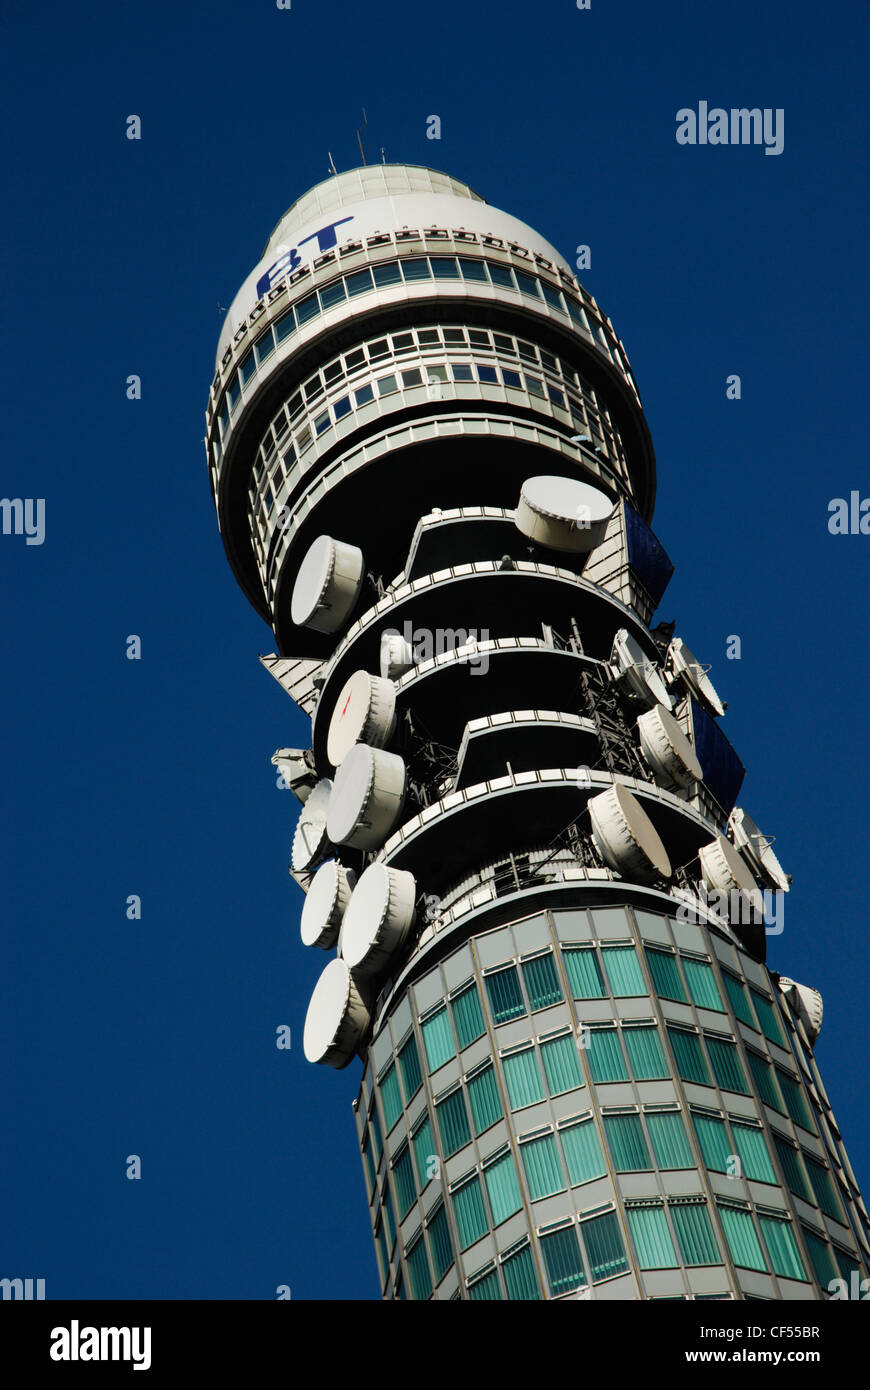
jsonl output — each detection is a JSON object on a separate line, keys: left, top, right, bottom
{"left": 623, "top": 501, "right": 674, "bottom": 606}
{"left": 690, "top": 699, "right": 745, "bottom": 814}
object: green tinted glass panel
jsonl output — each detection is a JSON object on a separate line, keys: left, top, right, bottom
{"left": 563, "top": 948, "right": 606, "bottom": 999}
{"left": 601, "top": 946, "right": 646, "bottom": 996}
{"left": 503, "top": 1244, "right": 540, "bottom": 1300}
{"left": 398, "top": 1034, "right": 422, "bottom": 1098}
{"left": 759, "top": 1216, "right": 807, "bottom": 1280}
{"left": 435, "top": 1090, "right": 471, "bottom": 1157}
{"left": 503, "top": 1048, "right": 544, "bottom": 1109}
{"left": 623, "top": 1027, "right": 669, "bottom": 1080}
{"left": 467, "top": 1065, "right": 503, "bottom": 1135}
{"left": 380, "top": 1065, "right": 402, "bottom": 1131}
{"left": 411, "top": 1114, "right": 436, "bottom": 1188}
{"left": 485, "top": 968, "right": 525, "bottom": 1023}
{"left": 468, "top": 1269, "right": 501, "bottom": 1300}
{"left": 750, "top": 989, "right": 786, "bottom": 1047}
{"left": 407, "top": 1237, "right": 432, "bottom": 1300}
{"left": 646, "top": 949, "right": 687, "bottom": 1002}
{"left": 541, "top": 1226, "right": 586, "bottom": 1295}
{"left": 668, "top": 1028, "right": 711, "bottom": 1085}
{"left": 603, "top": 1113, "right": 652, "bottom": 1172}
{"left": 802, "top": 1228, "right": 837, "bottom": 1286}
{"left": 393, "top": 1148, "right": 416, "bottom": 1218}
{"left": 626, "top": 1206, "right": 678, "bottom": 1269}
{"left": 484, "top": 1152, "right": 523, "bottom": 1225}
{"left": 541, "top": 1034, "right": 584, "bottom": 1095}
{"left": 692, "top": 1114, "right": 731, "bottom": 1172}
{"left": 683, "top": 959, "right": 724, "bottom": 1011}
{"left": 560, "top": 1119, "right": 606, "bottom": 1185}
{"left": 522, "top": 954, "right": 563, "bottom": 1009}
{"left": 586, "top": 1029, "right": 627, "bottom": 1082}
{"left": 452, "top": 1177, "right": 488, "bottom": 1249}
{"left": 773, "top": 1135, "right": 811, "bottom": 1201}
{"left": 777, "top": 1070, "right": 814, "bottom": 1132}
{"left": 746, "top": 1052, "right": 784, "bottom": 1112}
{"left": 670, "top": 1202, "right": 721, "bottom": 1265}
{"left": 731, "top": 1123, "right": 776, "bottom": 1183}
{"left": 451, "top": 984, "right": 485, "bottom": 1048}
{"left": 705, "top": 1036, "right": 750, "bottom": 1094}
{"left": 520, "top": 1134, "right": 564, "bottom": 1200}
{"left": 646, "top": 1111, "right": 694, "bottom": 1170}
{"left": 718, "top": 1205, "right": 766, "bottom": 1271}
{"left": 428, "top": 1206, "right": 453, "bottom": 1283}
{"left": 583, "top": 1211, "right": 629, "bottom": 1281}
{"left": 421, "top": 1009, "right": 455, "bottom": 1072}
{"left": 805, "top": 1156, "right": 845, "bottom": 1222}
{"left": 723, "top": 973, "right": 756, "bottom": 1027}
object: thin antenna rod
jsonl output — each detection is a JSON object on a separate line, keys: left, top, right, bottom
{"left": 356, "top": 107, "right": 369, "bottom": 165}
{"left": 327, "top": 151, "right": 338, "bottom": 175}
{"left": 380, "top": 146, "right": 386, "bottom": 164}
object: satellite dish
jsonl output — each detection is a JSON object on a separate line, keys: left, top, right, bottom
{"left": 290, "top": 777, "right": 333, "bottom": 871}
{"left": 338, "top": 862, "right": 417, "bottom": 977}
{"left": 326, "top": 744, "right": 407, "bottom": 850}
{"left": 778, "top": 977, "right": 823, "bottom": 1046}
{"left": 514, "top": 475, "right": 614, "bottom": 552}
{"left": 728, "top": 807, "right": 791, "bottom": 892}
{"left": 698, "top": 835, "right": 763, "bottom": 915}
{"left": 327, "top": 669, "right": 397, "bottom": 768}
{"left": 290, "top": 535, "right": 365, "bottom": 634}
{"left": 271, "top": 747, "right": 317, "bottom": 803}
{"left": 637, "top": 704, "right": 702, "bottom": 789}
{"left": 588, "top": 783, "right": 671, "bottom": 883}
{"left": 611, "top": 629, "right": 673, "bottom": 710}
{"left": 303, "top": 957, "right": 370, "bottom": 1068}
{"left": 380, "top": 631, "right": 415, "bottom": 680}
{"left": 666, "top": 638, "right": 726, "bottom": 718}
{"left": 300, "top": 860, "right": 357, "bottom": 949}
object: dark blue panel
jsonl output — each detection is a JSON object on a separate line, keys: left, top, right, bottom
{"left": 624, "top": 503, "right": 674, "bottom": 606}
{"left": 690, "top": 700, "right": 745, "bottom": 813}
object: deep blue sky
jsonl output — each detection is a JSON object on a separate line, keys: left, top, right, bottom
{"left": 3, "top": 0, "right": 868, "bottom": 1300}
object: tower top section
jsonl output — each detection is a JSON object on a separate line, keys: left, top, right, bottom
{"left": 217, "top": 164, "right": 573, "bottom": 365}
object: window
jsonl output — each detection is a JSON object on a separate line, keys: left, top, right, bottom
{"left": 623, "top": 1026, "right": 669, "bottom": 1081}
{"left": 458, "top": 257, "right": 488, "bottom": 282}
{"left": 406, "top": 1235, "right": 432, "bottom": 1300}
{"left": 380, "top": 1064, "right": 402, "bottom": 1131}
{"left": 239, "top": 349, "right": 256, "bottom": 385}
{"left": 746, "top": 1052, "right": 784, "bottom": 1112}
{"left": 502, "top": 368, "right": 522, "bottom": 388}
{"left": 683, "top": 959, "right": 725, "bottom": 1011}
{"left": 319, "top": 280, "right": 346, "bottom": 310}
{"left": 502, "top": 1243, "right": 540, "bottom": 1300}
{"left": 777, "top": 1070, "right": 814, "bottom": 1132}
{"left": 717, "top": 1204, "right": 766, "bottom": 1271}
{"left": 805, "top": 1156, "right": 845, "bottom": 1222}
{"left": 430, "top": 257, "right": 460, "bottom": 279}
{"left": 411, "top": 1114, "right": 435, "bottom": 1188}
{"left": 563, "top": 947, "right": 606, "bottom": 999}
{"left": 691, "top": 1113, "right": 731, "bottom": 1173}
{"left": 801, "top": 1227, "right": 837, "bottom": 1286}
{"left": 467, "top": 1064, "right": 502, "bottom": 1134}
{"left": 668, "top": 1027, "right": 712, "bottom": 1085}
{"left": 772, "top": 1133, "right": 811, "bottom": 1201}
{"left": 393, "top": 1148, "right": 417, "bottom": 1219}
{"left": 547, "top": 385, "right": 565, "bottom": 408}
{"left": 560, "top": 1119, "right": 606, "bottom": 1185}
{"left": 421, "top": 1008, "right": 455, "bottom": 1072}
{"left": 468, "top": 1268, "right": 501, "bottom": 1300}
{"left": 670, "top": 1201, "right": 721, "bottom": 1266}
{"left": 361, "top": 1135, "right": 375, "bottom": 1192}
{"left": 485, "top": 967, "right": 525, "bottom": 1023}
{"left": 427, "top": 1206, "right": 453, "bottom": 1283}
{"left": 488, "top": 263, "right": 516, "bottom": 289}
{"left": 344, "top": 348, "right": 366, "bottom": 369}
{"left": 601, "top": 945, "right": 646, "bottom": 997}
{"left": 540, "top": 1226, "right": 587, "bottom": 1295}
{"left": 722, "top": 972, "right": 756, "bottom": 1027}
{"left": 626, "top": 1204, "right": 678, "bottom": 1270}
{"left": 227, "top": 374, "right": 240, "bottom": 410}
{"left": 520, "top": 1134, "right": 565, "bottom": 1200}
{"left": 255, "top": 328, "right": 275, "bottom": 364}
{"left": 705, "top": 1036, "right": 750, "bottom": 1094}
{"left": 750, "top": 989, "right": 786, "bottom": 1047}
{"left": 541, "top": 283, "right": 564, "bottom": 311}
{"left": 483, "top": 1152, "right": 523, "bottom": 1224}
{"left": 586, "top": 1028, "right": 628, "bottom": 1083}
{"left": 376, "top": 374, "right": 398, "bottom": 396}
{"left": 525, "top": 374, "right": 546, "bottom": 397}
{"left": 451, "top": 983, "right": 485, "bottom": 1048}
{"left": 834, "top": 1247, "right": 862, "bottom": 1283}
{"left": 354, "top": 383, "right": 375, "bottom": 406}
{"left": 443, "top": 328, "right": 466, "bottom": 344}
{"left": 274, "top": 308, "right": 296, "bottom": 342}
{"left": 646, "top": 948, "right": 687, "bottom": 1002}
{"left": 541, "top": 1034, "right": 584, "bottom": 1095}
{"left": 503, "top": 1047, "right": 544, "bottom": 1109}
{"left": 646, "top": 1111, "right": 694, "bottom": 1170}
{"left": 514, "top": 270, "right": 541, "bottom": 297}
{"left": 730, "top": 1122, "right": 777, "bottom": 1184}
{"left": 345, "top": 268, "right": 373, "bottom": 297}
{"left": 401, "top": 258, "right": 431, "bottom": 281}
{"left": 383, "top": 1182, "right": 396, "bottom": 1252}
{"left": 373, "top": 262, "right": 402, "bottom": 287}
{"left": 400, "top": 367, "right": 423, "bottom": 388}
{"left": 374, "top": 1217, "right": 389, "bottom": 1287}
{"left": 369, "top": 1106, "right": 383, "bottom": 1167}
{"left": 759, "top": 1215, "right": 807, "bottom": 1281}
{"left": 521, "top": 953, "right": 563, "bottom": 1010}
{"left": 452, "top": 1176, "right": 488, "bottom": 1249}
{"left": 296, "top": 292, "right": 319, "bottom": 324}
{"left": 435, "top": 1090, "right": 471, "bottom": 1157}
{"left": 582, "top": 1211, "right": 629, "bottom": 1281}
{"left": 451, "top": 363, "right": 474, "bottom": 382}
{"left": 333, "top": 395, "right": 352, "bottom": 420}
{"left": 603, "top": 1113, "right": 652, "bottom": 1172}
{"left": 398, "top": 1034, "right": 422, "bottom": 1098}
{"left": 314, "top": 409, "right": 330, "bottom": 436}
